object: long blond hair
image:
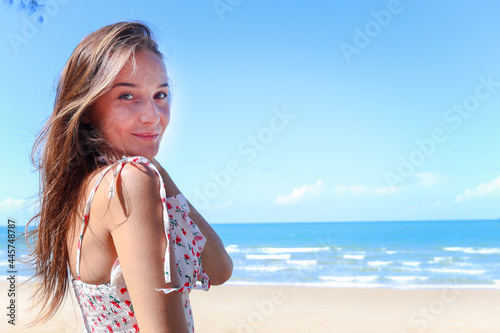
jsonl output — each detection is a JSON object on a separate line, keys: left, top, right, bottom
{"left": 26, "top": 21, "right": 164, "bottom": 324}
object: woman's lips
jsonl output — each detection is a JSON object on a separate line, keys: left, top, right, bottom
{"left": 132, "top": 133, "right": 159, "bottom": 141}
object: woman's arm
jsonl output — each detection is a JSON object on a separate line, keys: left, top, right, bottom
{"left": 152, "top": 159, "right": 233, "bottom": 285}
{"left": 105, "top": 163, "right": 190, "bottom": 333}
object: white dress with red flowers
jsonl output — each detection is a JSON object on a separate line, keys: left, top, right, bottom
{"left": 70, "top": 156, "right": 210, "bottom": 332}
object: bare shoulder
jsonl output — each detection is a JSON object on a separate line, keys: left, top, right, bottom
{"left": 103, "top": 161, "right": 163, "bottom": 232}
{"left": 118, "top": 161, "right": 160, "bottom": 196}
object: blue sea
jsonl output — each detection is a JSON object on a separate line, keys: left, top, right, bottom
{"left": 2, "top": 220, "right": 500, "bottom": 289}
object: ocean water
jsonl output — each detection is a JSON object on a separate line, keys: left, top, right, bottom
{"left": 2, "top": 220, "right": 499, "bottom": 289}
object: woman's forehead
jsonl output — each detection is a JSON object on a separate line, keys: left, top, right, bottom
{"left": 116, "top": 50, "right": 168, "bottom": 85}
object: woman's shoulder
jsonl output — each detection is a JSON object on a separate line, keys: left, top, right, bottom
{"left": 115, "top": 157, "right": 162, "bottom": 204}
{"left": 84, "top": 156, "right": 163, "bottom": 222}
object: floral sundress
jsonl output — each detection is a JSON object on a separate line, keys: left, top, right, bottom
{"left": 70, "top": 156, "right": 210, "bottom": 332}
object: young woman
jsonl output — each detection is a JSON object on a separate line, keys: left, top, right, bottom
{"left": 27, "top": 21, "right": 233, "bottom": 332}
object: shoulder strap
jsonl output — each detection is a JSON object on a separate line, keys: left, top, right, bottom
{"left": 75, "top": 156, "right": 173, "bottom": 284}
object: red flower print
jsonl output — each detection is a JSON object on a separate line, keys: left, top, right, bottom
{"left": 110, "top": 301, "right": 122, "bottom": 309}
{"left": 87, "top": 300, "right": 95, "bottom": 310}
{"left": 129, "top": 311, "right": 135, "bottom": 317}
{"left": 176, "top": 235, "right": 182, "bottom": 245}
{"left": 182, "top": 228, "right": 187, "bottom": 236}
{"left": 134, "top": 324, "right": 140, "bottom": 332}
{"left": 107, "top": 325, "right": 113, "bottom": 332}
{"left": 196, "top": 252, "right": 200, "bottom": 258}
{"left": 184, "top": 254, "right": 190, "bottom": 260}
{"left": 194, "top": 235, "right": 204, "bottom": 242}
{"left": 120, "top": 288, "right": 127, "bottom": 294}
{"left": 167, "top": 202, "right": 172, "bottom": 209}
{"left": 125, "top": 300, "right": 131, "bottom": 306}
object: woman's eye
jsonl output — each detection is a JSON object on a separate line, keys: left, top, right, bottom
{"left": 155, "top": 92, "right": 168, "bottom": 99}
{"left": 119, "top": 93, "right": 134, "bottom": 100}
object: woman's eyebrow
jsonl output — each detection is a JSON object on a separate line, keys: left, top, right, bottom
{"left": 111, "top": 82, "right": 169, "bottom": 89}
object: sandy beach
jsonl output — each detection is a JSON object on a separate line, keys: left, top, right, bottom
{"left": 1, "top": 281, "right": 499, "bottom": 332}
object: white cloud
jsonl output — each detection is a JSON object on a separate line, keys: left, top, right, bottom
{"left": 335, "top": 185, "right": 401, "bottom": 196}
{"left": 455, "top": 175, "right": 500, "bottom": 202}
{"left": 0, "top": 198, "right": 25, "bottom": 210}
{"left": 413, "top": 172, "right": 439, "bottom": 187}
{"left": 275, "top": 180, "right": 323, "bottom": 206}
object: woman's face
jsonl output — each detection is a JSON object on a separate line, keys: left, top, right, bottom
{"left": 87, "top": 50, "right": 170, "bottom": 160}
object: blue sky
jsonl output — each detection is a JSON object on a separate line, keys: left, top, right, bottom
{"left": 1, "top": 0, "right": 500, "bottom": 225}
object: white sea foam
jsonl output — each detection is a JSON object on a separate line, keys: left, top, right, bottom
{"left": 260, "top": 247, "right": 330, "bottom": 254}
{"left": 386, "top": 251, "right": 397, "bottom": 254}
{"left": 242, "top": 265, "right": 286, "bottom": 272}
{"left": 355, "top": 275, "right": 378, "bottom": 282}
{"left": 443, "top": 247, "right": 500, "bottom": 254}
{"left": 285, "top": 260, "right": 317, "bottom": 267}
{"left": 368, "top": 261, "right": 392, "bottom": 266}
{"left": 343, "top": 254, "right": 365, "bottom": 260}
{"left": 430, "top": 256, "right": 452, "bottom": 263}
{"left": 429, "top": 268, "right": 487, "bottom": 274}
{"left": 225, "top": 245, "right": 240, "bottom": 253}
{"left": 224, "top": 280, "right": 500, "bottom": 290}
{"left": 403, "top": 261, "right": 420, "bottom": 266}
{"left": 246, "top": 254, "right": 291, "bottom": 260}
{"left": 387, "top": 276, "right": 428, "bottom": 282}
{"left": 320, "top": 276, "right": 354, "bottom": 282}
{"left": 319, "top": 275, "right": 378, "bottom": 282}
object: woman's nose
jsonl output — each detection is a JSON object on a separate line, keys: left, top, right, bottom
{"left": 139, "top": 99, "right": 160, "bottom": 124}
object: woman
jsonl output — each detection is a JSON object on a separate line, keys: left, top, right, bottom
{"left": 27, "top": 21, "right": 233, "bottom": 332}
